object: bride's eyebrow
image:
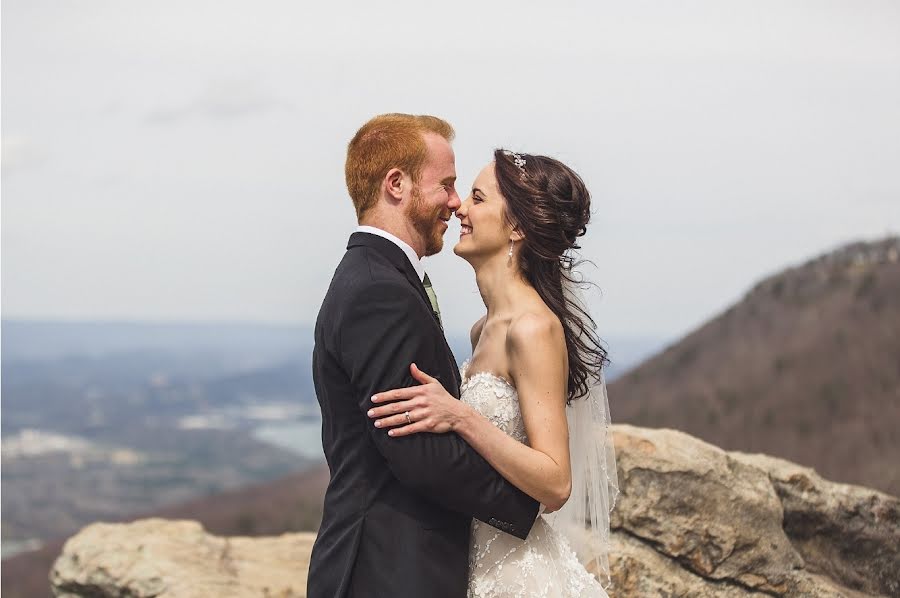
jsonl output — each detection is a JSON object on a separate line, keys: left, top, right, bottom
{"left": 472, "top": 187, "right": 486, "bottom": 196}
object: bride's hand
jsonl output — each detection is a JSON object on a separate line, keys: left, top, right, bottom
{"left": 368, "top": 363, "right": 471, "bottom": 437}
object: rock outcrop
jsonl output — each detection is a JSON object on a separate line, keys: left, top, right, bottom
{"left": 50, "top": 520, "right": 315, "bottom": 598}
{"left": 605, "top": 425, "right": 898, "bottom": 597}
{"left": 50, "top": 425, "right": 899, "bottom": 597}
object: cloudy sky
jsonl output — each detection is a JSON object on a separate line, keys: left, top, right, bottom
{"left": 3, "top": 0, "right": 899, "bottom": 341}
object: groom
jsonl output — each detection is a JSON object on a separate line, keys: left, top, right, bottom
{"left": 307, "top": 114, "right": 539, "bottom": 598}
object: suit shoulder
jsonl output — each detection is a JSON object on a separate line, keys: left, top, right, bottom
{"left": 327, "top": 249, "right": 418, "bottom": 308}
{"left": 339, "top": 245, "right": 402, "bottom": 281}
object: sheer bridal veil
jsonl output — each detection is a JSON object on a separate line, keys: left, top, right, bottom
{"left": 544, "top": 272, "right": 620, "bottom": 588}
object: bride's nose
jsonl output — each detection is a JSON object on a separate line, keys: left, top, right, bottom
{"left": 456, "top": 198, "right": 469, "bottom": 219}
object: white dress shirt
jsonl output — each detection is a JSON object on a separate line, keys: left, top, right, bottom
{"left": 355, "top": 225, "right": 426, "bottom": 283}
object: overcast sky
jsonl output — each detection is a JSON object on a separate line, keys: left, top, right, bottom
{"left": 3, "top": 0, "right": 899, "bottom": 341}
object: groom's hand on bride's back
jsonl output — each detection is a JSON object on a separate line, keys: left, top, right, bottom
{"left": 368, "top": 363, "right": 474, "bottom": 437}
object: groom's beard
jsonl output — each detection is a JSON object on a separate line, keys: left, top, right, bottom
{"left": 407, "top": 185, "right": 447, "bottom": 257}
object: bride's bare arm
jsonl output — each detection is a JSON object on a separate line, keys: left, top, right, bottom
{"left": 368, "top": 313, "right": 572, "bottom": 511}
{"left": 464, "top": 314, "right": 572, "bottom": 510}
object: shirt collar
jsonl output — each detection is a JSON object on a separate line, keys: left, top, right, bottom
{"left": 355, "top": 225, "right": 426, "bottom": 283}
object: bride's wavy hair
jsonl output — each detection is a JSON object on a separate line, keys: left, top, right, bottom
{"left": 494, "top": 149, "right": 610, "bottom": 403}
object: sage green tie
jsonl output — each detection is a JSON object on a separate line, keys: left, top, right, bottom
{"left": 422, "top": 273, "right": 443, "bottom": 328}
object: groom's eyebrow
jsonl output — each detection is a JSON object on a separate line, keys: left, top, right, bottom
{"left": 440, "top": 175, "right": 456, "bottom": 186}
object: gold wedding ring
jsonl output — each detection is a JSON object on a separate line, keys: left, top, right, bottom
{"left": 404, "top": 411, "right": 411, "bottom": 425}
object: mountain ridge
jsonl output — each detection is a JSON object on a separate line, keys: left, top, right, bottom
{"left": 609, "top": 236, "right": 900, "bottom": 496}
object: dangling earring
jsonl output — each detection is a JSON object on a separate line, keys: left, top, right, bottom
{"left": 508, "top": 239, "right": 514, "bottom": 258}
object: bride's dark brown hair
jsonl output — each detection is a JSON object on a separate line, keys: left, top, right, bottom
{"left": 494, "top": 149, "right": 609, "bottom": 403}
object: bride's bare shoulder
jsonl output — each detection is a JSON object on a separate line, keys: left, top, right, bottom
{"left": 470, "top": 315, "right": 488, "bottom": 351}
{"left": 505, "top": 311, "right": 567, "bottom": 394}
{"left": 505, "top": 310, "right": 565, "bottom": 354}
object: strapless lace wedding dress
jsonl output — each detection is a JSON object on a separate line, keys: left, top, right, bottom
{"left": 460, "top": 360, "right": 609, "bottom": 598}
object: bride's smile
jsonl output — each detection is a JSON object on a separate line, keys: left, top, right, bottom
{"left": 453, "top": 162, "right": 519, "bottom": 265}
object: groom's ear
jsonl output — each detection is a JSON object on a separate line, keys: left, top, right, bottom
{"left": 385, "top": 168, "right": 405, "bottom": 203}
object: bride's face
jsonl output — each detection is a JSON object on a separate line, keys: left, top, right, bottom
{"left": 454, "top": 161, "right": 515, "bottom": 263}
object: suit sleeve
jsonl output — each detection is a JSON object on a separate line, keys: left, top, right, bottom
{"left": 338, "top": 279, "right": 539, "bottom": 539}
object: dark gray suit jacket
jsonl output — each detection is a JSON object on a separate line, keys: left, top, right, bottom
{"left": 306, "top": 232, "right": 539, "bottom": 598}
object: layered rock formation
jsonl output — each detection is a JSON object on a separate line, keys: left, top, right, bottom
{"left": 50, "top": 425, "right": 899, "bottom": 597}
{"left": 605, "top": 426, "right": 898, "bottom": 597}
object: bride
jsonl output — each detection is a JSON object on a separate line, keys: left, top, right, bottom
{"left": 367, "top": 149, "right": 619, "bottom": 597}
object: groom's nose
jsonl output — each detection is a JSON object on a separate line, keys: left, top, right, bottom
{"left": 447, "top": 187, "right": 462, "bottom": 212}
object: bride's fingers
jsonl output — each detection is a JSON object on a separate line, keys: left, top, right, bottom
{"left": 373, "top": 409, "right": 423, "bottom": 430}
{"left": 409, "top": 363, "right": 438, "bottom": 385}
{"left": 367, "top": 399, "right": 417, "bottom": 419}
{"left": 371, "top": 386, "right": 419, "bottom": 404}
{"left": 387, "top": 421, "right": 424, "bottom": 437}
{"left": 373, "top": 413, "right": 408, "bottom": 428}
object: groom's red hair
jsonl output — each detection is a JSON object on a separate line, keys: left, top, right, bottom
{"left": 346, "top": 113, "right": 454, "bottom": 219}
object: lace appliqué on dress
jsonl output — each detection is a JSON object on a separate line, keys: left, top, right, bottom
{"left": 459, "top": 360, "right": 608, "bottom": 598}
{"left": 459, "top": 361, "right": 526, "bottom": 444}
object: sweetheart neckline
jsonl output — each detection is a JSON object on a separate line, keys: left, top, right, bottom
{"left": 460, "top": 359, "right": 515, "bottom": 390}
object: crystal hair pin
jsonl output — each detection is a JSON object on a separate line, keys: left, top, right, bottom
{"left": 504, "top": 150, "right": 527, "bottom": 178}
